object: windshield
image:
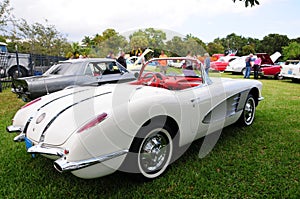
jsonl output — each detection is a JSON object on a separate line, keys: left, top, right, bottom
{"left": 131, "top": 57, "right": 204, "bottom": 91}
{"left": 142, "top": 58, "right": 202, "bottom": 77}
{"left": 44, "top": 62, "right": 83, "bottom": 75}
{"left": 0, "top": 45, "right": 7, "bottom": 53}
{"left": 44, "top": 60, "right": 127, "bottom": 76}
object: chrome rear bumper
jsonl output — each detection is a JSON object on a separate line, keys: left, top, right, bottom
{"left": 54, "top": 149, "right": 128, "bottom": 173}
{"left": 26, "top": 142, "right": 128, "bottom": 173}
{"left": 6, "top": 125, "right": 22, "bottom": 133}
{"left": 27, "top": 143, "right": 65, "bottom": 157}
{"left": 6, "top": 126, "right": 26, "bottom": 142}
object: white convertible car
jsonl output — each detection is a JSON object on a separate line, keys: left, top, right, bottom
{"left": 7, "top": 57, "right": 264, "bottom": 180}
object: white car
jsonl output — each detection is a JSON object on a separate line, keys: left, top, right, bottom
{"left": 225, "top": 52, "right": 281, "bottom": 75}
{"left": 280, "top": 60, "right": 300, "bottom": 82}
{"left": 7, "top": 57, "right": 264, "bottom": 180}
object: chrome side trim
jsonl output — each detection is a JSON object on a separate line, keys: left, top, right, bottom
{"left": 54, "top": 149, "right": 129, "bottom": 173}
{"left": 6, "top": 125, "right": 22, "bottom": 133}
{"left": 27, "top": 143, "right": 64, "bottom": 157}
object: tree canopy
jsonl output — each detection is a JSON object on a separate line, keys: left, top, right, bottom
{"left": 0, "top": 0, "right": 12, "bottom": 32}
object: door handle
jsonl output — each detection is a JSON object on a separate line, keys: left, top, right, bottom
{"left": 191, "top": 97, "right": 201, "bottom": 104}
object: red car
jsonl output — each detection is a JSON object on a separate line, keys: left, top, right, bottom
{"left": 256, "top": 53, "right": 282, "bottom": 79}
{"left": 210, "top": 56, "right": 238, "bottom": 72}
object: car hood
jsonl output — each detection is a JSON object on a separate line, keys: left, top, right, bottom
{"left": 257, "top": 52, "right": 281, "bottom": 65}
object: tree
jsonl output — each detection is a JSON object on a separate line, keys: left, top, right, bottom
{"left": 165, "top": 36, "right": 186, "bottom": 56}
{"left": 0, "top": 0, "right": 12, "bottom": 32}
{"left": 206, "top": 42, "right": 224, "bottom": 55}
{"left": 257, "top": 34, "right": 290, "bottom": 54}
{"left": 282, "top": 42, "right": 300, "bottom": 60}
{"left": 218, "top": 33, "right": 248, "bottom": 55}
{"left": 14, "top": 19, "right": 70, "bottom": 56}
{"left": 241, "top": 44, "right": 255, "bottom": 55}
{"left": 88, "top": 29, "right": 128, "bottom": 57}
{"left": 291, "top": 37, "right": 300, "bottom": 44}
{"left": 233, "top": 0, "right": 260, "bottom": 7}
{"left": 184, "top": 37, "right": 206, "bottom": 56}
{"left": 82, "top": 36, "right": 94, "bottom": 47}
{"left": 129, "top": 28, "right": 167, "bottom": 56}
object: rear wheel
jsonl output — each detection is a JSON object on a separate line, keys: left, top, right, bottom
{"left": 238, "top": 94, "right": 256, "bottom": 126}
{"left": 291, "top": 78, "right": 300, "bottom": 83}
{"left": 241, "top": 68, "right": 246, "bottom": 76}
{"left": 125, "top": 118, "right": 173, "bottom": 180}
{"left": 274, "top": 73, "right": 283, "bottom": 80}
{"left": 8, "top": 66, "right": 27, "bottom": 78}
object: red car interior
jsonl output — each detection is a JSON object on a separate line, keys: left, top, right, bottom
{"left": 131, "top": 72, "right": 202, "bottom": 90}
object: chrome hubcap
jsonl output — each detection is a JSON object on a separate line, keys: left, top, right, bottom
{"left": 140, "top": 132, "right": 169, "bottom": 173}
{"left": 244, "top": 98, "right": 255, "bottom": 124}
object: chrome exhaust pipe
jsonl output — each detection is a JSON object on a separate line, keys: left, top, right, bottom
{"left": 54, "top": 150, "right": 128, "bottom": 173}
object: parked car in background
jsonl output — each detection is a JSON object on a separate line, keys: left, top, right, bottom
{"left": 11, "top": 58, "right": 136, "bottom": 101}
{"left": 225, "top": 52, "right": 281, "bottom": 77}
{"left": 7, "top": 57, "right": 264, "bottom": 180}
{"left": 0, "top": 42, "right": 66, "bottom": 78}
{"left": 210, "top": 55, "right": 238, "bottom": 72}
{"left": 280, "top": 60, "right": 300, "bottom": 82}
{"left": 127, "top": 49, "right": 153, "bottom": 71}
{"left": 255, "top": 53, "right": 282, "bottom": 79}
{"left": 168, "top": 59, "right": 184, "bottom": 68}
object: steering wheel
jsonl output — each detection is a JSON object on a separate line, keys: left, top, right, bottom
{"left": 140, "top": 72, "right": 160, "bottom": 86}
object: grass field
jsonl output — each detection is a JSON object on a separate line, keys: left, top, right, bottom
{"left": 0, "top": 74, "right": 299, "bottom": 198}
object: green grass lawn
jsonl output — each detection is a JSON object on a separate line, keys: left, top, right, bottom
{"left": 0, "top": 74, "right": 299, "bottom": 198}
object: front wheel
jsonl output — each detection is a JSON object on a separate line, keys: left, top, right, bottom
{"left": 238, "top": 94, "right": 256, "bottom": 126}
{"left": 125, "top": 119, "right": 173, "bottom": 180}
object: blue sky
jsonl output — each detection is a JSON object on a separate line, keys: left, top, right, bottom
{"left": 9, "top": 0, "right": 300, "bottom": 43}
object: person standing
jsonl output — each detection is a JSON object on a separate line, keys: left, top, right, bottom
{"left": 117, "top": 51, "right": 127, "bottom": 68}
{"left": 158, "top": 50, "right": 168, "bottom": 74}
{"left": 244, "top": 53, "right": 254, "bottom": 78}
{"left": 204, "top": 53, "right": 211, "bottom": 75}
{"left": 185, "top": 51, "right": 193, "bottom": 70}
{"left": 253, "top": 57, "right": 261, "bottom": 79}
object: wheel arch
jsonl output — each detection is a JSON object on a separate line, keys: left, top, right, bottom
{"left": 7, "top": 65, "right": 28, "bottom": 77}
{"left": 141, "top": 115, "right": 179, "bottom": 140}
{"left": 249, "top": 87, "right": 260, "bottom": 106}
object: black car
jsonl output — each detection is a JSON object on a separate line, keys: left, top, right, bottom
{"left": 12, "top": 58, "right": 136, "bottom": 101}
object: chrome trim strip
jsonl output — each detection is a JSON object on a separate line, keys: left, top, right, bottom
{"left": 6, "top": 125, "right": 22, "bottom": 133}
{"left": 54, "top": 149, "right": 129, "bottom": 173}
{"left": 37, "top": 89, "right": 90, "bottom": 111}
{"left": 27, "top": 143, "right": 64, "bottom": 157}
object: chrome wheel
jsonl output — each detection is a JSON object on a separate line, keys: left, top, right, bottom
{"left": 243, "top": 96, "right": 256, "bottom": 126}
{"left": 137, "top": 128, "right": 173, "bottom": 179}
